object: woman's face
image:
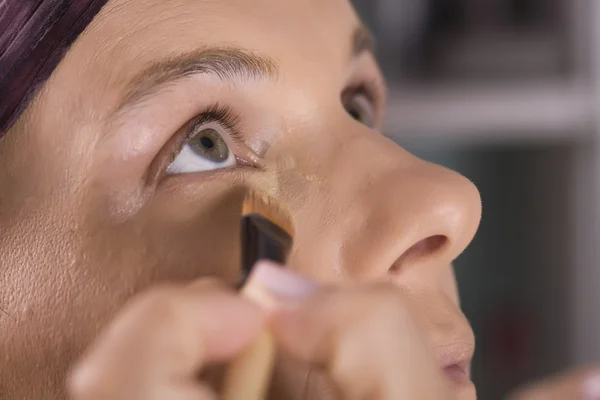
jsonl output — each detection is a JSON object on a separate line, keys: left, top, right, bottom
{"left": 0, "top": 0, "right": 481, "bottom": 399}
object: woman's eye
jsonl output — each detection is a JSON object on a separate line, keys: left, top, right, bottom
{"left": 344, "top": 90, "right": 376, "bottom": 128}
{"left": 167, "top": 122, "right": 236, "bottom": 175}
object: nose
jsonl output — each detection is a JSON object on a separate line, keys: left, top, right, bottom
{"left": 283, "top": 122, "right": 482, "bottom": 282}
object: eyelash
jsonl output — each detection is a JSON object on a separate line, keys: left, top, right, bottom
{"left": 341, "top": 79, "right": 386, "bottom": 131}
{"left": 349, "top": 83, "right": 374, "bottom": 103}
{"left": 163, "top": 103, "right": 245, "bottom": 170}
{"left": 347, "top": 78, "right": 385, "bottom": 111}
{"left": 185, "top": 103, "right": 244, "bottom": 145}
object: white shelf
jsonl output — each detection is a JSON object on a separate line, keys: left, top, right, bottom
{"left": 384, "top": 81, "right": 595, "bottom": 144}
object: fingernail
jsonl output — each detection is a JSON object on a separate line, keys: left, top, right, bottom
{"left": 583, "top": 372, "right": 600, "bottom": 400}
{"left": 247, "top": 260, "right": 319, "bottom": 302}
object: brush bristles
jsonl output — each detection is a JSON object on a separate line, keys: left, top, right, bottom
{"left": 242, "top": 189, "right": 294, "bottom": 238}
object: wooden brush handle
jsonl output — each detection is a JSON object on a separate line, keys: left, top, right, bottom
{"left": 221, "top": 328, "right": 275, "bottom": 400}
{"left": 221, "top": 283, "right": 278, "bottom": 400}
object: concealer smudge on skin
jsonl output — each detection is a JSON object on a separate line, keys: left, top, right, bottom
{"left": 301, "top": 174, "right": 321, "bottom": 183}
{"left": 277, "top": 155, "right": 325, "bottom": 194}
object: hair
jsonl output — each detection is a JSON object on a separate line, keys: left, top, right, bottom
{"left": 0, "top": 0, "right": 108, "bottom": 137}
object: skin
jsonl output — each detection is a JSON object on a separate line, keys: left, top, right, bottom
{"left": 0, "top": 0, "right": 483, "bottom": 399}
{"left": 508, "top": 367, "right": 600, "bottom": 400}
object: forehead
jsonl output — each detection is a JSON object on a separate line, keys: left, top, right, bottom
{"left": 75, "top": 0, "right": 360, "bottom": 88}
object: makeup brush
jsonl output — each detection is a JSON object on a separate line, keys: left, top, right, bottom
{"left": 221, "top": 189, "right": 294, "bottom": 400}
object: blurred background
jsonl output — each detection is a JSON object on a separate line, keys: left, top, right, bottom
{"left": 352, "top": 1, "right": 600, "bottom": 399}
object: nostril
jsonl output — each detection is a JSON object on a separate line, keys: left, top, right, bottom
{"left": 390, "top": 235, "right": 448, "bottom": 273}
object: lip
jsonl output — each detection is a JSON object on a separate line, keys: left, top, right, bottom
{"left": 443, "top": 360, "right": 471, "bottom": 385}
{"left": 437, "top": 339, "right": 475, "bottom": 386}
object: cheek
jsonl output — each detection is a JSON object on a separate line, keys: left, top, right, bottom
{"left": 0, "top": 180, "right": 246, "bottom": 394}
{"left": 131, "top": 185, "right": 246, "bottom": 285}
{"left": 79, "top": 184, "right": 247, "bottom": 302}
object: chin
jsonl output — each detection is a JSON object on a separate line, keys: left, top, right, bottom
{"left": 454, "top": 382, "right": 478, "bottom": 400}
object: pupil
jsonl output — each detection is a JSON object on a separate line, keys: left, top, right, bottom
{"left": 200, "top": 136, "right": 214, "bottom": 149}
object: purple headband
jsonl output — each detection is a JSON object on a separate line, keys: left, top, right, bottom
{"left": 0, "top": 0, "right": 108, "bottom": 137}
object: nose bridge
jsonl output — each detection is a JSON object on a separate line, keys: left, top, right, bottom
{"left": 281, "top": 125, "right": 395, "bottom": 281}
{"left": 285, "top": 122, "right": 481, "bottom": 283}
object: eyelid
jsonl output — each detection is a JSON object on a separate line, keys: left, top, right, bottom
{"left": 190, "top": 104, "right": 244, "bottom": 145}
{"left": 146, "top": 104, "right": 261, "bottom": 187}
{"left": 362, "top": 77, "right": 387, "bottom": 110}
{"left": 176, "top": 104, "right": 262, "bottom": 169}
{"left": 344, "top": 79, "right": 386, "bottom": 127}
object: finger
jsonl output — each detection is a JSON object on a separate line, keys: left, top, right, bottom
{"left": 508, "top": 368, "right": 600, "bottom": 400}
{"left": 271, "top": 284, "right": 452, "bottom": 400}
{"left": 164, "top": 382, "right": 219, "bottom": 400}
{"left": 69, "top": 279, "right": 264, "bottom": 400}
{"left": 130, "top": 382, "right": 219, "bottom": 400}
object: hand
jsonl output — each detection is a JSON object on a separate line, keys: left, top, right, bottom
{"left": 68, "top": 262, "right": 455, "bottom": 400}
{"left": 270, "top": 281, "right": 456, "bottom": 400}
{"left": 68, "top": 279, "right": 265, "bottom": 400}
{"left": 508, "top": 367, "right": 600, "bottom": 400}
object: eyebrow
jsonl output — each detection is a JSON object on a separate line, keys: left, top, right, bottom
{"left": 116, "top": 25, "right": 375, "bottom": 114}
{"left": 116, "top": 47, "right": 278, "bottom": 114}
